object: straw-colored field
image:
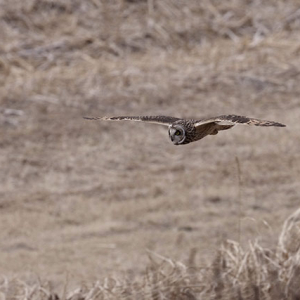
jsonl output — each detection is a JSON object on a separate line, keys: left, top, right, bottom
{"left": 1, "top": 0, "right": 300, "bottom": 298}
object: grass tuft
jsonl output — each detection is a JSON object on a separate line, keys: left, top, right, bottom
{"left": 1, "top": 210, "right": 300, "bottom": 299}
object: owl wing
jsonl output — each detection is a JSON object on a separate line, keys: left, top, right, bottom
{"left": 194, "top": 115, "right": 286, "bottom": 128}
{"left": 83, "top": 115, "right": 180, "bottom": 126}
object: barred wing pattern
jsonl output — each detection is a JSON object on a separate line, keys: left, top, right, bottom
{"left": 83, "top": 115, "right": 180, "bottom": 126}
{"left": 194, "top": 115, "right": 286, "bottom": 128}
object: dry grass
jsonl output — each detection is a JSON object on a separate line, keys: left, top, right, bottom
{"left": 1, "top": 0, "right": 300, "bottom": 298}
{"left": 2, "top": 219, "right": 300, "bottom": 299}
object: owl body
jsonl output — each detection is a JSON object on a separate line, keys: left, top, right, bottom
{"left": 84, "top": 114, "right": 285, "bottom": 146}
{"left": 168, "top": 120, "right": 234, "bottom": 145}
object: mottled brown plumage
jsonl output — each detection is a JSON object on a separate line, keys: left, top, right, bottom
{"left": 83, "top": 114, "right": 286, "bottom": 145}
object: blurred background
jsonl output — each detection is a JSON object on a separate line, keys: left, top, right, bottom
{"left": 0, "top": 0, "right": 299, "bottom": 289}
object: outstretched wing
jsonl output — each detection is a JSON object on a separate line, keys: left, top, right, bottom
{"left": 194, "top": 114, "right": 286, "bottom": 128}
{"left": 83, "top": 115, "right": 180, "bottom": 126}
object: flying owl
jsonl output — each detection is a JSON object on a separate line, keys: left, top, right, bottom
{"left": 83, "top": 114, "right": 285, "bottom": 145}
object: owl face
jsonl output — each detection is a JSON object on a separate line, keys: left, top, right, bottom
{"left": 168, "top": 124, "right": 186, "bottom": 145}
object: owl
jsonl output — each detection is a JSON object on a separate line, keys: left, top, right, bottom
{"left": 83, "top": 114, "right": 285, "bottom": 145}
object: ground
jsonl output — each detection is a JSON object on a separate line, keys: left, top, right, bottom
{"left": 0, "top": 0, "right": 300, "bottom": 296}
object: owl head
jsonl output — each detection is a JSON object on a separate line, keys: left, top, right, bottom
{"left": 168, "top": 124, "right": 186, "bottom": 145}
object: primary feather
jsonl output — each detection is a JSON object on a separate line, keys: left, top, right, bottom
{"left": 83, "top": 115, "right": 180, "bottom": 126}
{"left": 194, "top": 115, "right": 286, "bottom": 127}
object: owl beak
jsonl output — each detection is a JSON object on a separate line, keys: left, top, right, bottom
{"left": 171, "top": 137, "right": 180, "bottom": 145}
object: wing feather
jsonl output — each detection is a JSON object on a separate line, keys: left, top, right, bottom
{"left": 194, "top": 115, "right": 286, "bottom": 127}
{"left": 83, "top": 115, "right": 180, "bottom": 126}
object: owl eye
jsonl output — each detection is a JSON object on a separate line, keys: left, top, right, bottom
{"left": 175, "top": 130, "right": 181, "bottom": 136}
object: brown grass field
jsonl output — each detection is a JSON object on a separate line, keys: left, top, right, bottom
{"left": 1, "top": 0, "right": 300, "bottom": 298}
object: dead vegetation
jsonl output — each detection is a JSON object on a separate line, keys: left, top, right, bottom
{"left": 2, "top": 217, "right": 300, "bottom": 300}
{"left": 1, "top": 0, "right": 300, "bottom": 299}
